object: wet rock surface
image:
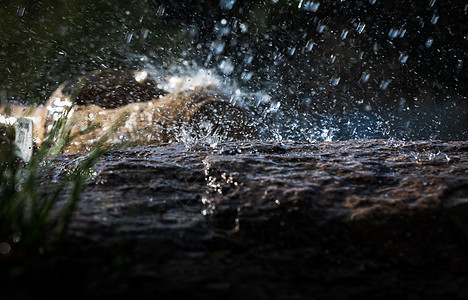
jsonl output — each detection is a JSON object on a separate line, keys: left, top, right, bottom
{"left": 26, "top": 140, "right": 468, "bottom": 299}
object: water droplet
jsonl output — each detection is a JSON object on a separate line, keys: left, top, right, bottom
{"left": 330, "top": 54, "right": 336, "bottom": 63}
{"left": 156, "top": 5, "right": 165, "bottom": 16}
{"left": 330, "top": 77, "right": 341, "bottom": 86}
{"left": 399, "top": 53, "right": 409, "bottom": 64}
{"left": 241, "top": 71, "right": 253, "bottom": 81}
{"left": 357, "top": 23, "right": 366, "bottom": 34}
{"left": 12, "top": 234, "right": 20, "bottom": 243}
{"left": 125, "top": 32, "right": 133, "bottom": 43}
{"left": 142, "top": 29, "right": 149, "bottom": 39}
{"left": 220, "top": 0, "right": 236, "bottom": 10}
{"left": 219, "top": 59, "right": 234, "bottom": 74}
{"left": 269, "top": 101, "right": 281, "bottom": 113}
{"left": 369, "top": 0, "right": 377, "bottom": 4}
{"left": 210, "top": 40, "right": 225, "bottom": 55}
{"left": 399, "top": 28, "right": 406, "bottom": 38}
{"left": 17, "top": 6, "right": 25, "bottom": 16}
{"left": 361, "top": 73, "right": 370, "bottom": 83}
{"left": 341, "top": 29, "right": 349, "bottom": 39}
{"left": 288, "top": 46, "right": 296, "bottom": 56}
{"left": 425, "top": 37, "right": 434, "bottom": 48}
{"left": 431, "top": 15, "right": 439, "bottom": 24}
{"left": 59, "top": 26, "right": 68, "bottom": 36}
{"left": 214, "top": 23, "right": 230, "bottom": 36}
{"left": 317, "top": 24, "right": 326, "bottom": 33}
{"left": 305, "top": 40, "right": 315, "bottom": 52}
{"left": 373, "top": 42, "right": 379, "bottom": 54}
{"left": 388, "top": 28, "right": 399, "bottom": 39}
{"left": 299, "top": 1, "right": 320, "bottom": 12}
{"left": 380, "top": 80, "right": 390, "bottom": 90}
{"left": 429, "top": 0, "right": 436, "bottom": 7}
{"left": 239, "top": 23, "right": 248, "bottom": 33}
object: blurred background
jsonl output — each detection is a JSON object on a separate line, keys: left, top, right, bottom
{"left": 0, "top": 0, "right": 466, "bottom": 140}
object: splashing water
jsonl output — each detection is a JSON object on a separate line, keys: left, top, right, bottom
{"left": 0, "top": 1, "right": 466, "bottom": 142}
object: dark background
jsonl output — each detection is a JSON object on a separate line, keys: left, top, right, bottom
{"left": 0, "top": 0, "right": 466, "bottom": 140}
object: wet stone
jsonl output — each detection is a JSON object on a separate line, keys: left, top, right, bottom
{"left": 31, "top": 139, "right": 468, "bottom": 299}
{"left": 54, "top": 69, "right": 167, "bottom": 109}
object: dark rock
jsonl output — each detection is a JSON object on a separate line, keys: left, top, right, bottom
{"left": 52, "top": 69, "right": 167, "bottom": 109}
{"left": 29, "top": 139, "right": 468, "bottom": 299}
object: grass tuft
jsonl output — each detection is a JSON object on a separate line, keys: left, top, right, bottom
{"left": 0, "top": 79, "right": 125, "bottom": 282}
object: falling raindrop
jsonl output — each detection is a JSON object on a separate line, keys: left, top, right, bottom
{"left": 373, "top": 42, "right": 379, "bottom": 54}
{"left": 239, "top": 23, "right": 248, "bottom": 33}
{"left": 431, "top": 15, "right": 439, "bottom": 24}
{"left": 399, "top": 53, "right": 409, "bottom": 64}
{"left": 241, "top": 71, "right": 253, "bottom": 81}
{"left": 341, "top": 29, "right": 349, "bottom": 40}
{"left": 12, "top": 234, "right": 20, "bottom": 243}
{"left": 220, "top": 0, "right": 236, "bottom": 10}
{"left": 379, "top": 80, "right": 390, "bottom": 90}
{"left": 317, "top": 24, "right": 326, "bottom": 33}
{"left": 330, "top": 77, "right": 341, "bottom": 86}
{"left": 17, "top": 6, "right": 25, "bottom": 16}
{"left": 59, "top": 26, "right": 68, "bottom": 36}
{"left": 369, "top": 0, "right": 377, "bottom": 4}
{"left": 125, "top": 32, "right": 133, "bottom": 43}
{"left": 425, "top": 37, "right": 434, "bottom": 48}
{"left": 305, "top": 40, "right": 315, "bottom": 52}
{"left": 357, "top": 23, "right": 366, "bottom": 34}
{"left": 244, "top": 55, "right": 253, "bottom": 65}
{"left": 429, "top": 0, "right": 436, "bottom": 7}
{"left": 399, "top": 28, "right": 406, "bottom": 38}
{"left": 269, "top": 101, "right": 281, "bottom": 113}
{"left": 361, "top": 73, "right": 370, "bottom": 83}
{"left": 299, "top": 1, "right": 320, "bottom": 12}
{"left": 219, "top": 59, "right": 234, "bottom": 74}
{"left": 388, "top": 28, "right": 399, "bottom": 39}
{"left": 210, "top": 40, "right": 225, "bottom": 55}
{"left": 156, "top": 5, "right": 165, "bottom": 16}
{"left": 288, "top": 46, "right": 296, "bottom": 56}
{"left": 214, "top": 21, "right": 230, "bottom": 36}
{"left": 142, "top": 28, "right": 149, "bottom": 39}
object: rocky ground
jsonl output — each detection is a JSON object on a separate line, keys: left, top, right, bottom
{"left": 3, "top": 139, "right": 468, "bottom": 299}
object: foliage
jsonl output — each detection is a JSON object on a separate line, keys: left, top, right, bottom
{"left": 0, "top": 79, "right": 125, "bottom": 280}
